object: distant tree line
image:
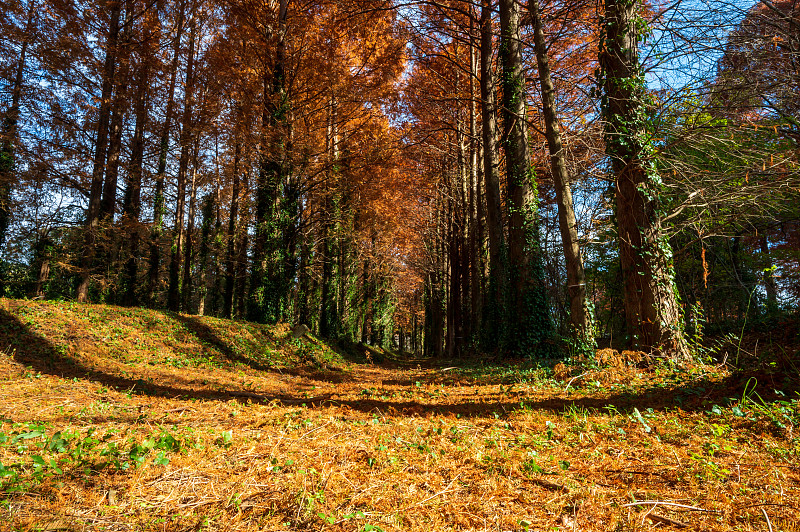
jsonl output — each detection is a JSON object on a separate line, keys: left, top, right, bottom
{"left": 0, "top": 0, "right": 798, "bottom": 358}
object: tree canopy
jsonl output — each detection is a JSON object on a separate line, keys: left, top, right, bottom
{"left": 0, "top": 0, "right": 797, "bottom": 358}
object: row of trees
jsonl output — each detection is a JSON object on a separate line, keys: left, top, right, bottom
{"left": 1, "top": 0, "right": 798, "bottom": 359}
{"left": 0, "top": 0, "right": 410, "bottom": 345}
{"left": 401, "top": 0, "right": 799, "bottom": 358}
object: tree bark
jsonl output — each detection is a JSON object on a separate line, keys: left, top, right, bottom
{"left": 600, "top": 0, "right": 687, "bottom": 358}
{"left": 469, "top": 14, "right": 482, "bottom": 339}
{"left": 223, "top": 140, "right": 241, "bottom": 318}
{"left": 0, "top": 0, "right": 35, "bottom": 267}
{"left": 500, "top": 0, "right": 552, "bottom": 355}
{"left": 100, "top": 1, "right": 133, "bottom": 225}
{"left": 167, "top": 18, "right": 197, "bottom": 312}
{"left": 197, "top": 191, "right": 216, "bottom": 316}
{"left": 529, "top": 0, "right": 589, "bottom": 337}
{"left": 760, "top": 234, "right": 778, "bottom": 310}
{"left": 480, "top": 0, "right": 506, "bottom": 349}
{"left": 249, "top": 0, "right": 289, "bottom": 323}
{"left": 77, "top": 0, "right": 122, "bottom": 302}
{"left": 120, "top": 26, "right": 153, "bottom": 307}
{"left": 182, "top": 143, "right": 200, "bottom": 312}
{"left": 31, "top": 229, "right": 52, "bottom": 297}
{"left": 234, "top": 169, "right": 250, "bottom": 319}
{"left": 146, "top": 0, "right": 186, "bottom": 306}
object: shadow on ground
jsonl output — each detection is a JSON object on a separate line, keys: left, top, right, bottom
{"left": 1, "top": 306, "right": 797, "bottom": 421}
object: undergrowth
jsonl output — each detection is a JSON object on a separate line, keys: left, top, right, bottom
{"left": 1, "top": 299, "right": 798, "bottom": 531}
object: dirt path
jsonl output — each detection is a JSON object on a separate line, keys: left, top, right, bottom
{"left": 3, "top": 349, "right": 799, "bottom": 532}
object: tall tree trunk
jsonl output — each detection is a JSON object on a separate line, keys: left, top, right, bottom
{"left": 0, "top": 0, "right": 35, "bottom": 275}
{"left": 234, "top": 170, "right": 250, "bottom": 318}
{"left": 318, "top": 196, "right": 336, "bottom": 337}
{"left": 446, "top": 186, "right": 457, "bottom": 358}
{"left": 30, "top": 229, "right": 52, "bottom": 297}
{"left": 146, "top": 0, "right": 186, "bottom": 306}
{"left": 469, "top": 15, "right": 482, "bottom": 340}
{"left": 458, "top": 118, "right": 470, "bottom": 352}
{"left": 600, "top": 0, "right": 686, "bottom": 358}
{"left": 197, "top": 192, "right": 216, "bottom": 316}
{"left": 77, "top": 0, "right": 122, "bottom": 302}
{"left": 480, "top": 0, "right": 505, "bottom": 349}
{"left": 529, "top": 0, "right": 589, "bottom": 337}
{"left": 121, "top": 33, "right": 152, "bottom": 307}
{"left": 296, "top": 213, "right": 312, "bottom": 326}
{"left": 209, "top": 159, "right": 225, "bottom": 316}
{"left": 223, "top": 140, "right": 241, "bottom": 318}
{"left": 359, "top": 240, "right": 372, "bottom": 343}
{"left": 167, "top": 18, "right": 197, "bottom": 312}
{"left": 182, "top": 144, "right": 200, "bottom": 312}
{"left": 760, "top": 234, "right": 778, "bottom": 310}
{"left": 249, "top": 0, "right": 288, "bottom": 323}
{"left": 319, "top": 93, "right": 340, "bottom": 337}
{"left": 100, "top": 1, "right": 133, "bottom": 225}
{"left": 500, "top": 0, "right": 552, "bottom": 355}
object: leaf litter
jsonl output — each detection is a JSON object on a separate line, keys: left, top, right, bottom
{"left": 0, "top": 299, "right": 798, "bottom": 531}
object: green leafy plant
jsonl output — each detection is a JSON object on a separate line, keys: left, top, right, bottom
{"left": 736, "top": 378, "right": 799, "bottom": 434}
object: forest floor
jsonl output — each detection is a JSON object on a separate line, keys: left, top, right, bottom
{"left": 0, "top": 299, "right": 799, "bottom": 532}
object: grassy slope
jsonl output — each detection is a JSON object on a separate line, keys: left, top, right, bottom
{"left": 0, "top": 298, "right": 799, "bottom": 531}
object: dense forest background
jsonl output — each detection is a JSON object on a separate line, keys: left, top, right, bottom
{"left": 1, "top": 0, "right": 798, "bottom": 359}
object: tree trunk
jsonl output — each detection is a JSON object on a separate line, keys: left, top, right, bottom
{"left": 318, "top": 196, "right": 336, "bottom": 337}
{"left": 760, "top": 234, "right": 778, "bottom": 310}
{"left": 469, "top": 15, "right": 482, "bottom": 340}
{"left": 197, "top": 192, "right": 216, "bottom": 316}
{"left": 500, "top": 0, "right": 552, "bottom": 355}
{"left": 446, "top": 187, "right": 459, "bottom": 358}
{"left": 30, "top": 229, "right": 52, "bottom": 297}
{"left": 359, "top": 242, "right": 372, "bottom": 343}
{"left": 182, "top": 144, "right": 200, "bottom": 312}
{"left": 458, "top": 117, "right": 470, "bottom": 352}
{"left": 120, "top": 32, "right": 152, "bottom": 307}
{"left": 234, "top": 169, "right": 250, "bottom": 319}
{"left": 77, "top": 0, "right": 122, "bottom": 302}
{"left": 249, "top": 0, "right": 289, "bottom": 323}
{"left": 167, "top": 18, "right": 197, "bottom": 312}
{"left": 0, "top": 0, "right": 35, "bottom": 270}
{"left": 146, "top": 0, "right": 186, "bottom": 306}
{"left": 529, "top": 0, "right": 589, "bottom": 337}
{"left": 296, "top": 215, "right": 312, "bottom": 326}
{"left": 100, "top": 1, "right": 133, "bottom": 225}
{"left": 600, "top": 0, "right": 686, "bottom": 358}
{"left": 480, "top": 0, "right": 506, "bottom": 349}
{"left": 223, "top": 141, "right": 241, "bottom": 318}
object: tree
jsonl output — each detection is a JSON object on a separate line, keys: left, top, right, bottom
{"left": 147, "top": 0, "right": 187, "bottom": 306}
{"left": 480, "top": 0, "right": 506, "bottom": 350}
{"left": 528, "top": 0, "right": 589, "bottom": 338}
{"left": 167, "top": 10, "right": 198, "bottom": 311}
{"left": 598, "top": 0, "right": 687, "bottom": 357}
{"left": 499, "top": 0, "right": 553, "bottom": 355}
{"left": 76, "top": 0, "right": 122, "bottom": 302}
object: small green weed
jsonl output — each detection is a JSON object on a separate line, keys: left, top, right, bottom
{"left": 0, "top": 424, "right": 202, "bottom": 496}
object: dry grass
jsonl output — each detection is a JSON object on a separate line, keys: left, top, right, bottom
{"left": 1, "top": 299, "right": 798, "bottom": 531}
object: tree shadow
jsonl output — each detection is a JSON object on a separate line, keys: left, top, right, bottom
{"left": 172, "top": 315, "right": 358, "bottom": 384}
{"left": 1, "top": 305, "right": 796, "bottom": 421}
{"left": 0, "top": 307, "right": 234, "bottom": 402}
{"left": 0, "top": 307, "right": 351, "bottom": 404}
{"left": 172, "top": 313, "right": 275, "bottom": 373}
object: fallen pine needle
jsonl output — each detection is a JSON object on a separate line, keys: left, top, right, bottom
{"left": 763, "top": 508, "right": 774, "bottom": 532}
{"left": 647, "top": 512, "right": 689, "bottom": 528}
{"left": 400, "top": 474, "right": 461, "bottom": 511}
{"left": 622, "top": 501, "right": 713, "bottom": 512}
{"left": 564, "top": 372, "right": 588, "bottom": 391}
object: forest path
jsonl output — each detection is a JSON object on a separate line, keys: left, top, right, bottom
{"left": 1, "top": 300, "right": 798, "bottom": 531}
{"left": 4, "top": 346, "right": 798, "bottom": 531}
